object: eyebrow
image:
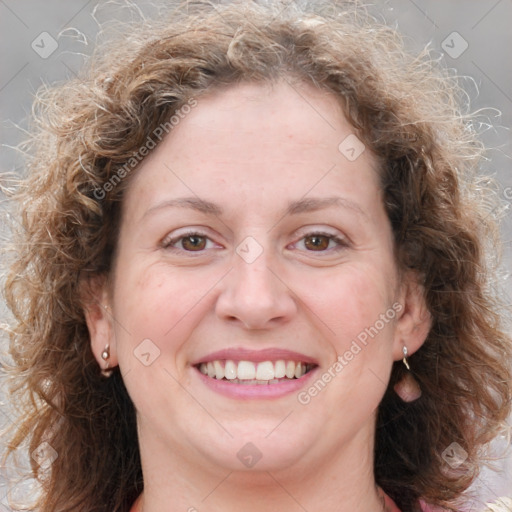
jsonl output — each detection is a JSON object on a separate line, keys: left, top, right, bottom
{"left": 142, "top": 195, "right": 366, "bottom": 220}
{"left": 285, "top": 196, "right": 367, "bottom": 218}
{"left": 143, "top": 197, "right": 223, "bottom": 219}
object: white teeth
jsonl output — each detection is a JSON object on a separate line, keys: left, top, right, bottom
{"left": 237, "top": 361, "right": 256, "bottom": 380}
{"left": 274, "top": 360, "right": 286, "bottom": 378}
{"left": 214, "top": 360, "right": 224, "bottom": 380}
{"left": 256, "top": 361, "right": 274, "bottom": 380}
{"left": 198, "top": 359, "right": 312, "bottom": 382}
{"left": 224, "top": 360, "right": 237, "bottom": 380}
{"left": 285, "top": 361, "right": 296, "bottom": 379}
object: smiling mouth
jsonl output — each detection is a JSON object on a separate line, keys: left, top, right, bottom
{"left": 196, "top": 359, "right": 316, "bottom": 384}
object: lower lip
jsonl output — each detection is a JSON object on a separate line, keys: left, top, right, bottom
{"left": 194, "top": 366, "right": 318, "bottom": 400}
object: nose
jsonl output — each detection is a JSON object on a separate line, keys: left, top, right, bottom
{"left": 215, "top": 247, "right": 297, "bottom": 330}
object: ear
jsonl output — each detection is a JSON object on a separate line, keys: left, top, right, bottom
{"left": 393, "top": 271, "right": 431, "bottom": 361}
{"left": 80, "top": 274, "right": 118, "bottom": 370}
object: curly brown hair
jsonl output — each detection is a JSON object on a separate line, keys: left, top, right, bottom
{"left": 2, "top": 1, "right": 511, "bottom": 511}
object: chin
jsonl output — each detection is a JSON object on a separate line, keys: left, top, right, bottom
{"left": 194, "top": 425, "right": 316, "bottom": 474}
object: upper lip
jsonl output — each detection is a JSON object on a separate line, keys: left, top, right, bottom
{"left": 191, "top": 348, "right": 319, "bottom": 366}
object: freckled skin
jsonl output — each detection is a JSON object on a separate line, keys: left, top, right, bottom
{"left": 89, "top": 81, "right": 426, "bottom": 512}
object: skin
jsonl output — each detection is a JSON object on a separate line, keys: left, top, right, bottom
{"left": 85, "top": 80, "right": 430, "bottom": 512}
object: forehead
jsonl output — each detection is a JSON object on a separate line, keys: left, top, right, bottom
{"left": 158, "top": 80, "right": 351, "bottom": 158}
{"left": 122, "top": 80, "right": 380, "bottom": 219}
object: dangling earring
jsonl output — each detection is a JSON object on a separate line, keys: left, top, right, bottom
{"left": 101, "top": 344, "right": 113, "bottom": 377}
{"left": 393, "top": 345, "right": 421, "bottom": 402}
{"left": 402, "top": 345, "right": 410, "bottom": 370}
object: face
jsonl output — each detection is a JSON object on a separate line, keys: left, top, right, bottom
{"left": 87, "top": 81, "right": 427, "bottom": 482}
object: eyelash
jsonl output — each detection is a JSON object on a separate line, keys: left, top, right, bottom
{"left": 290, "top": 231, "right": 348, "bottom": 253}
{"left": 161, "top": 230, "right": 217, "bottom": 252}
{"left": 161, "top": 229, "right": 348, "bottom": 254}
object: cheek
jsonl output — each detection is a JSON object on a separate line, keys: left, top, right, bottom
{"left": 112, "top": 261, "right": 221, "bottom": 363}
{"left": 296, "top": 268, "right": 397, "bottom": 428}
{"left": 111, "top": 262, "right": 221, "bottom": 419}
{"left": 297, "top": 264, "right": 396, "bottom": 347}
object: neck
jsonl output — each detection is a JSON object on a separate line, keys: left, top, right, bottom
{"left": 136, "top": 416, "right": 385, "bottom": 512}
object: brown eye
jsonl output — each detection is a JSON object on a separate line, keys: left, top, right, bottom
{"left": 304, "top": 235, "right": 331, "bottom": 251}
{"left": 181, "top": 235, "right": 207, "bottom": 251}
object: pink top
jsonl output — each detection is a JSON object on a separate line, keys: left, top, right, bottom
{"left": 130, "top": 489, "right": 431, "bottom": 512}
{"left": 130, "top": 495, "right": 141, "bottom": 512}
{"left": 381, "top": 491, "right": 401, "bottom": 512}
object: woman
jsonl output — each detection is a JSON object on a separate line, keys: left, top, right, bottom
{"left": 2, "top": 1, "right": 511, "bottom": 511}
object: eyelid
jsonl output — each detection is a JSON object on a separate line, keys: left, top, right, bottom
{"left": 160, "top": 227, "right": 223, "bottom": 250}
{"left": 160, "top": 226, "right": 349, "bottom": 254}
{"left": 288, "top": 227, "right": 350, "bottom": 252}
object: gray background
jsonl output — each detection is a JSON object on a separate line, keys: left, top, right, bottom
{"left": 1, "top": 0, "right": 511, "bottom": 509}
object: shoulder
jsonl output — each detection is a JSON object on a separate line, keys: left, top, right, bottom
{"left": 130, "top": 495, "right": 142, "bottom": 512}
{"left": 419, "top": 499, "right": 455, "bottom": 512}
{"left": 383, "top": 492, "right": 451, "bottom": 512}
